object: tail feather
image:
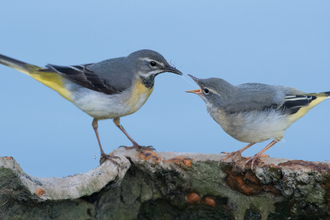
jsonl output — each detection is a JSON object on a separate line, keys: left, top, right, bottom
{"left": 317, "top": 91, "right": 330, "bottom": 100}
{"left": 0, "top": 54, "right": 72, "bottom": 101}
{"left": 307, "top": 91, "right": 330, "bottom": 99}
{"left": 0, "top": 54, "right": 44, "bottom": 75}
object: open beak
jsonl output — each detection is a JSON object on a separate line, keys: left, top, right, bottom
{"left": 165, "top": 65, "right": 183, "bottom": 75}
{"left": 185, "top": 74, "right": 202, "bottom": 94}
{"left": 186, "top": 89, "right": 201, "bottom": 94}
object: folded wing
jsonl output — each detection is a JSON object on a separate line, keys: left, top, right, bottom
{"left": 46, "top": 64, "right": 124, "bottom": 95}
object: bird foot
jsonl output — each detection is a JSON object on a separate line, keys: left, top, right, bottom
{"left": 119, "top": 144, "right": 155, "bottom": 152}
{"left": 100, "top": 153, "right": 121, "bottom": 166}
{"left": 241, "top": 153, "right": 269, "bottom": 170}
{"left": 219, "top": 150, "right": 242, "bottom": 164}
{"left": 242, "top": 155, "right": 262, "bottom": 171}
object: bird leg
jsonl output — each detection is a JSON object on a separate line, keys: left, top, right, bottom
{"left": 220, "top": 143, "right": 255, "bottom": 163}
{"left": 92, "top": 118, "right": 120, "bottom": 165}
{"left": 113, "top": 117, "right": 155, "bottom": 151}
{"left": 242, "top": 140, "right": 278, "bottom": 170}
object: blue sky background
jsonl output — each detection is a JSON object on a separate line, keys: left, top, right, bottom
{"left": 1, "top": 1, "right": 329, "bottom": 177}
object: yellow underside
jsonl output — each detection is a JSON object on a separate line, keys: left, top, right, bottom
{"left": 126, "top": 78, "right": 154, "bottom": 114}
{"left": 25, "top": 65, "right": 72, "bottom": 101}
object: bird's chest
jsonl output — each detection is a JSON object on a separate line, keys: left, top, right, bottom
{"left": 125, "top": 80, "right": 154, "bottom": 114}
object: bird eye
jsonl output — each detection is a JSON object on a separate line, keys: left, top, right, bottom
{"left": 149, "top": 61, "right": 157, "bottom": 67}
{"left": 203, "top": 88, "right": 209, "bottom": 94}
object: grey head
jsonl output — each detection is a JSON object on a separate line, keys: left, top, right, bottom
{"left": 127, "top": 49, "right": 182, "bottom": 88}
{"left": 186, "top": 74, "right": 237, "bottom": 107}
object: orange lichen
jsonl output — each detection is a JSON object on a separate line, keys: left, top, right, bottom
{"left": 187, "top": 192, "right": 200, "bottom": 204}
{"left": 3, "top": 156, "right": 13, "bottom": 160}
{"left": 264, "top": 163, "right": 280, "bottom": 169}
{"left": 204, "top": 197, "right": 216, "bottom": 207}
{"left": 136, "top": 151, "right": 161, "bottom": 163}
{"left": 36, "top": 189, "right": 46, "bottom": 196}
{"left": 224, "top": 168, "right": 280, "bottom": 196}
{"left": 261, "top": 185, "right": 281, "bottom": 195}
{"left": 244, "top": 171, "right": 260, "bottom": 184}
{"left": 167, "top": 156, "right": 192, "bottom": 167}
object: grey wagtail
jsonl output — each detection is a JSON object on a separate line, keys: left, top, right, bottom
{"left": 186, "top": 74, "right": 329, "bottom": 169}
{"left": 0, "top": 49, "right": 182, "bottom": 165}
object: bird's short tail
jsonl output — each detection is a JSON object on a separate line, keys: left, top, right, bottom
{"left": 0, "top": 54, "right": 72, "bottom": 101}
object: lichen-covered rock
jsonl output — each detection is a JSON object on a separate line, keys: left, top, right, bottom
{"left": 1, "top": 149, "right": 330, "bottom": 219}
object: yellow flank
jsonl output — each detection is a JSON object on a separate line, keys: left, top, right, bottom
{"left": 126, "top": 78, "right": 154, "bottom": 114}
{"left": 26, "top": 64, "right": 72, "bottom": 101}
{"left": 287, "top": 94, "right": 328, "bottom": 124}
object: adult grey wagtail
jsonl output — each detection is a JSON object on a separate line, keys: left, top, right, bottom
{"left": 186, "top": 74, "right": 329, "bottom": 169}
{"left": 0, "top": 49, "right": 182, "bottom": 165}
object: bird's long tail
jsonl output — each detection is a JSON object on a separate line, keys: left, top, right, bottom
{"left": 305, "top": 91, "right": 330, "bottom": 108}
{"left": 0, "top": 54, "right": 71, "bottom": 101}
{"left": 308, "top": 91, "right": 330, "bottom": 101}
{"left": 0, "top": 54, "right": 44, "bottom": 75}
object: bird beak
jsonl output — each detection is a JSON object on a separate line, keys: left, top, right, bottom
{"left": 185, "top": 74, "right": 202, "bottom": 94}
{"left": 185, "top": 89, "right": 202, "bottom": 94}
{"left": 165, "top": 65, "right": 183, "bottom": 75}
{"left": 187, "top": 74, "right": 198, "bottom": 82}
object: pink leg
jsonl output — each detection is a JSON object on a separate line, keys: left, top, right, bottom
{"left": 220, "top": 143, "right": 255, "bottom": 163}
{"left": 243, "top": 140, "right": 278, "bottom": 170}
{"left": 92, "top": 119, "right": 120, "bottom": 165}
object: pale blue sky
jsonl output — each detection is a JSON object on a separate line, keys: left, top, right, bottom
{"left": 1, "top": 1, "right": 329, "bottom": 177}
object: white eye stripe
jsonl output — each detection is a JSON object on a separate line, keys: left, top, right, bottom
{"left": 139, "top": 57, "right": 165, "bottom": 68}
{"left": 204, "top": 87, "right": 219, "bottom": 95}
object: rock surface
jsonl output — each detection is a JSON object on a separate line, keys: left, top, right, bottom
{"left": 1, "top": 149, "right": 330, "bottom": 220}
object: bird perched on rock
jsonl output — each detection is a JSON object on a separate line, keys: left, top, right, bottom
{"left": 186, "top": 74, "right": 329, "bottom": 169}
{"left": 0, "top": 49, "right": 182, "bottom": 165}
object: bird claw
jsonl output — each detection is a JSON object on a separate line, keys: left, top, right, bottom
{"left": 218, "top": 151, "right": 242, "bottom": 165}
{"left": 242, "top": 156, "right": 261, "bottom": 171}
{"left": 100, "top": 153, "right": 121, "bottom": 166}
{"left": 119, "top": 144, "right": 155, "bottom": 152}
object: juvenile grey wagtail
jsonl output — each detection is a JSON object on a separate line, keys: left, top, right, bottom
{"left": 0, "top": 49, "right": 182, "bottom": 165}
{"left": 186, "top": 74, "right": 330, "bottom": 169}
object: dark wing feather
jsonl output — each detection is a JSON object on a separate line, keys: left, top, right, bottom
{"left": 281, "top": 95, "right": 316, "bottom": 114}
{"left": 45, "top": 64, "right": 124, "bottom": 95}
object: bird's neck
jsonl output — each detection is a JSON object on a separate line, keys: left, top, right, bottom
{"left": 140, "top": 75, "right": 155, "bottom": 89}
